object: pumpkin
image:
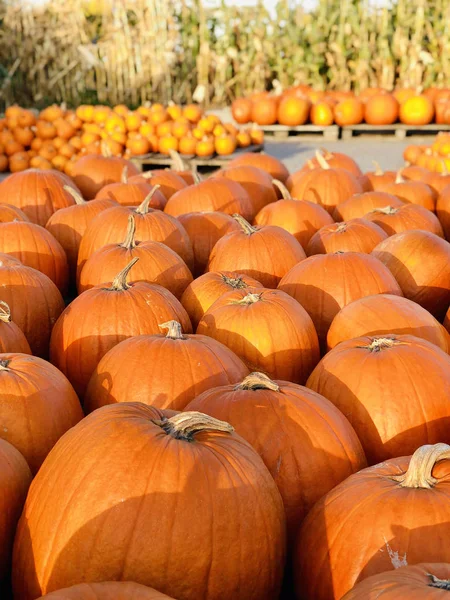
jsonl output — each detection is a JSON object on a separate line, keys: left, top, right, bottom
{"left": 333, "top": 190, "right": 405, "bottom": 221}
{"left": 342, "top": 563, "right": 450, "bottom": 600}
{"left": 186, "top": 371, "right": 366, "bottom": 544}
{"left": 9, "top": 152, "right": 30, "bottom": 173}
{"left": 197, "top": 288, "right": 320, "bottom": 384}
{"left": 95, "top": 168, "right": 167, "bottom": 209}
{"left": 181, "top": 271, "right": 262, "bottom": 329}
{"left": 372, "top": 230, "right": 450, "bottom": 320}
{"left": 399, "top": 95, "right": 435, "bottom": 125}
{"left": 213, "top": 165, "right": 278, "bottom": 216}
{"left": 364, "top": 203, "right": 444, "bottom": 237}
{"left": 437, "top": 184, "right": 450, "bottom": 240}
{"left": 277, "top": 96, "right": 311, "bottom": 126}
{"left": 310, "top": 102, "right": 334, "bottom": 126}
{"left": 333, "top": 98, "right": 365, "bottom": 126}
{"left": 427, "top": 169, "right": 450, "bottom": 195}
{"left": 0, "top": 255, "right": 64, "bottom": 357}
{"left": 207, "top": 214, "right": 306, "bottom": 288}
{"left": 0, "top": 168, "right": 76, "bottom": 226}
{"left": 250, "top": 96, "right": 278, "bottom": 125}
{"left": 364, "top": 94, "right": 399, "bottom": 125}
{"left": 236, "top": 129, "right": 251, "bottom": 147}
{"left": 294, "top": 443, "right": 450, "bottom": 600}
{"left": 403, "top": 144, "right": 423, "bottom": 164}
{"left": 328, "top": 293, "right": 450, "bottom": 353}
{"left": 78, "top": 215, "right": 192, "bottom": 298}
{"left": 164, "top": 178, "right": 254, "bottom": 221}
{"left": 306, "top": 218, "right": 388, "bottom": 256}
{"left": 0, "top": 203, "right": 30, "bottom": 223}
{"left": 384, "top": 173, "right": 437, "bottom": 211}
{"left": 227, "top": 152, "right": 290, "bottom": 183}
{"left": 401, "top": 164, "right": 433, "bottom": 183}
{"left": 254, "top": 180, "right": 334, "bottom": 248}
{"left": 0, "top": 438, "right": 31, "bottom": 582}
{"left": 37, "top": 581, "right": 176, "bottom": 599}
{"left": 278, "top": 252, "right": 403, "bottom": 348}
{"left": 72, "top": 152, "right": 140, "bottom": 199}
{"left": 50, "top": 259, "right": 192, "bottom": 398}
{"left": 129, "top": 169, "right": 188, "bottom": 199}
{"left": 13, "top": 405, "right": 286, "bottom": 600}
{"left": 364, "top": 161, "right": 397, "bottom": 191}
{"left": 307, "top": 148, "right": 363, "bottom": 178}
{"left": 76, "top": 188, "right": 194, "bottom": 279}
{"left": 178, "top": 212, "right": 240, "bottom": 277}
{"left": 0, "top": 301, "right": 31, "bottom": 354}
{"left": 231, "top": 97, "right": 253, "bottom": 124}
{"left": 0, "top": 220, "right": 69, "bottom": 294}
{"left": 214, "top": 133, "right": 237, "bottom": 156}
{"left": 0, "top": 352, "right": 83, "bottom": 473}
{"left": 86, "top": 320, "right": 249, "bottom": 413}
{"left": 45, "top": 186, "right": 117, "bottom": 282}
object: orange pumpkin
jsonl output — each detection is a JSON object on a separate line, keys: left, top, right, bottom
{"left": 384, "top": 173, "right": 437, "bottom": 212}
{"left": 334, "top": 98, "right": 364, "bottom": 126}
{"left": 399, "top": 95, "right": 435, "bottom": 125}
{"left": 213, "top": 165, "right": 278, "bottom": 216}
{"left": 71, "top": 153, "right": 140, "bottom": 199}
{"left": 364, "top": 94, "right": 399, "bottom": 125}
{"left": 310, "top": 102, "right": 334, "bottom": 126}
{"left": 437, "top": 184, "right": 450, "bottom": 240}
{"left": 250, "top": 97, "right": 278, "bottom": 125}
{"left": 277, "top": 95, "right": 311, "bottom": 126}
{"left": 306, "top": 218, "right": 388, "bottom": 256}
{"left": 227, "top": 152, "right": 289, "bottom": 183}
{"left": 37, "top": 581, "right": 176, "bottom": 599}
{"left": 214, "top": 134, "right": 237, "bottom": 156}
{"left": 364, "top": 203, "right": 444, "bottom": 238}
{"left": 182, "top": 103, "right": 203, "bottom": 123}
{"left": 231, "top": 97, "right": 253, "bottom": 124}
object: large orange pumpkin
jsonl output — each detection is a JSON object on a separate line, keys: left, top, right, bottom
{"left": 307, "top": 149, "right": 362, "bottom": 178}
{"left": 0, "top": 353, "right": 83, "bottom": 473}
{"left": 277, "top": 96, "right": 311, "bottom": 126}
{"left": 279, "top": 252, "right": 402, "bottom": 348}
{"left": 197, "top": 288, "right": 320, "bottom": 384}
{"left": 310, "top": 102, "right": 334, "bottom": 126}
{"left": 95, "top": 172, "right": 167, "bottom": 209}
{"left": 333, "top": 98, "right": 364, "bottom": 126}
{"left": 227, "top": 152, "right": 290, "bottom": 183}
{"left": 213, "top": 165, "right": 278, "bottom": 216}
{"left": 399, "top": 95, "right": 435, "bottom": 125}
{"left": 50, "top": 259, "right": 192, "bottom": 398}
{"left": 72, "top": 153, "right": 139, "bottom": 199}
{"left": 333, "top": 190, "right": 404, "bottom": 221}
{"left": 0, "top": 203, "right": 30, "bottom": 223}
{"left": 306, "top": 218, "right": 388, "bottom": 255}
{"left": 231, "top": 97, "right": 252, "bottom": 124}
{"left": 294, "top": 443, "right": 450, "bottom": 600}
{"left": 181, "top": 271, "right": 262, "bottom": 329}
{"left": 385, "top": 173, "right": 437, "bottom": 212}
{"left": 364, "top": 203, "right": 444, "bottom": 237}
{"left": 372, "top": 230, "right": 450, "bottom": 320}
{"left": 327, "top": 294, "right": 450, "bottom": 353}
{"left": 85, "top": 320, "right": 249, "bottom": 413}
{"left": 13, "top": 404, "right": 286, "bottom": 600}
{"left": 437, "top": 184, "right": 450, "bottom": 239}
{"left": 364, "top": 162, "right": 397, "bottom": 191}
{"left": 0, "top": 301, "right": 31, "bottom": 354}
{"left": 250, "top": 96, "right": 278, "bottom": 125}
{"left": 37, "top": 581, "right": 176, "bottom": 599}
{"left": 364, "top": 94, "right": 399, "bottom": 125}
{"left": 128, "top": 170, "right": 188, "bottom": 200}
{"left": 186, "top": 372, "right": 366, "bottom": 544}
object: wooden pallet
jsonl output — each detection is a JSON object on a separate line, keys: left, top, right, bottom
{"left": 130, "top": 144, "right": 264, "bottom": 172}
{"left": 261, "top": 124, "right": 339, "bottom": 141}
{"left": 341, "top": 123, "right": 450, "bottom": 140}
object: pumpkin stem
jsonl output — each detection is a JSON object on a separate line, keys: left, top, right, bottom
{"left": 320, "top": 147, "right": 333, "bottom": 160}
{"left": 221, "top": 274, "right": 250, "bottom": 289}
{"left": 390, "top": 443, "right": 450, "bottom": 489}
{"left": 232, "top": 214, "right": 257, "bottom": 235}
{"left": 169, "top": 149, "right": 188, "bottom": 172}
{"left": 121, "top": 166, "right": 128, "bottom": 184}
{"left": 121, "top": 215, "right": 137, "bottom": 250}
{"left": 135, "top": 185, "right": 161, "bottom": 215}
{"left": 232, "top": 292, "right": 262, "bottom": 305}
{"left": 236, "top": 372, "right": 280, "bottom": 391}
{"left": 0, "top": 301, "right": 11, "bottom": 323}
{"left": 335, "top": 222, "right": 348, "bottom": 233}
{"left": 441, "top": 160, "right": 449, "bottom": 176}
{"left": 0, "top": 359, "right": 10, "bottom": 370}
{"left": 154, "top": 411, "right": 234, "bottom": 441}
{"left": 272, "top": 179, "right": 292, "bottom": 199}
{"left": 100, "top": 140, "right": 113, "bottom": 158}
{"left": 159, "top": 320, "right": 184, "bottom": 340}
{"left": 141, "top": 171, "right": 154, "bottom": 179}
{"left": 315, "top": 150, "right": 330, "bottom": 170}
{"left": 370, "top": 206, "right": 398, "bottom": 215}
{"left": 372, "top": 161, "right": 384, "bottom": 175}
{"left": 306, "top": 159, "right": 315, "bottom": 170}
{"left": 109, "top": 257, "right": 139, "bottom": 291}
{"left": 64, "top": 185, "right": 86, "bottom": 205}
{"left": 395, "top": 171, "right": 405, "bottom": 184}
{"left": 360, "top": 337, "right": 401, "bottom": 352}
{"left": 428, "top": 574, "right": 450, "bottom": 590}
{"left": 192, "top": 170, "right": 202, "bottom": 184}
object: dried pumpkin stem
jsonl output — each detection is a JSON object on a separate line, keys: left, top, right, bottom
{"left": 64, "top": 185, "right": 86, "bottom": 205}
{"left": 232, "top": 292, "right": 262, "bottom": 305}
{"left": 395, "top": 171, "right": 405, "bottom": 184}
{"left": 232, "top": 214, "right": 257, "bottom": 235}
{"left": 335, "top": 222, "right": 348, "bottom": 233}
{"left": 109, "top": 257, "right": 139, "bottom": 291}
{"left": 390, "top": 443, "right": 450, "bottom": 489}
{"left": 306, "top": 159, "right": 315, "bottom": 170}
{"left": 272, "top": 179, "right": 291, "bottom": 200}
{"left": 370, "top": 206, "right": 398, "bottom": 215}
{"left": 359, "top": 337, "right": 401, "bottom": 352}
{"left": 135, "top": 185, "right": 161, "bottom": 215}
{"left": 320, "top": 147, "right": 333, "bottom": 160}
{"left": 0, "top": 301, "right": 11, "bottom": 323}
{"left": 155, "top": 411, "right": 234, "bottom": 441}
{"left": 315, "top": 150, "right": 330, "bottom": 170}
{"left": 121, "top": 166, "right": 128, "bottom": 184}
{"left": 192, "top": 170, "right": 202, "bottom": 184}
{"left": 372, "top": 161, "right": 384, "bottom": 175}
{"left": 159, "top": 320, "right": 184, "bottom": 340}
{"left": 221, "top": 274, "right": 249, "bottom": 289}
{"left": 100, "top": 140, "right": 112, "bottom": 158}
{"left": 169, "top": 149, "right": 188, "bottom": 171}
{"left": 141, "top": 171, "right": 154, "bottom": 179}
{"left": 121, "top": 215, "right": 137, "bottom": 250}
{"left": 0, "top": 359, "right": 10, "bottom": 370}
{"left": 236, "top": 372, "right": 280, "bottom": 391}
{"left": 428, "top": 574, "right": 450, "bottom": 590}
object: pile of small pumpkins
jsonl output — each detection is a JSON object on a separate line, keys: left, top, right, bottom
{"left": 403, "top": 131, "right": 450, "bottom": 171}
{"left": 233, "top": 85, "right": 450, "bottom": 127}
{"left": 0, "top": 103, "right": 264, "bottom": 175}
{"left": 0, "top": 144, "right": 450, "bottom": 600}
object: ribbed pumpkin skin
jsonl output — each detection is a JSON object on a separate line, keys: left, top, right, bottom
{"left": 197, "top": 288, "right": 320, "bottom": 384}
{"left": 45, "top": 198, "right": 117, "bottom": 281}
{"left": 333, "top": 191, "right": 404, "bottom": 221}
{"left": 364, "top": 203, "right": 444, "bottom": 237}
{"left": 0, "top": 439, "right": 31, "bottom": 582}
{"left": 294, "top": 454, "right": 450, "bottom": 600}
{"left": 181, "top": 271, "right": 262, "bottom": 329}
{"left": 226, "top": 152, "right": 290, "bottom": 183}
{"left": 213, "top": 165, "right": 278, "bottom": 215}
{"left": 278, "top": 252, "right": 403, "bottom": 348}
{"left": 0, "top": 169, "right": 76, "bottom": 226}
{"left": 327, "top": 294, "right": 450, "bottom": 353}
{"left": 72, "top": 155, "right": 139, "bottom": 199}
{"left": 0, "top": 353, "right": 83, "bottom": 474}
{"left": 0, "top": 311, "right": 31, "bottom": 354}
{"left": 306, "top": 218, "right": 388, "bottom": 255}
{"left": 295, "top": 167, "right": 363, "bottom": 215}
{"left": 342, "top": 563, "right": 450, "bottom": 600}
{"left": 385, "top": 180, "right": 437, "bottom": 212}
{"left": 0, "top": 256, "right": 65, "bottom": 358}
{"left": 437, "top": 184, "right": 450, "bottom": 240}
{"left": 38, "top": 581, "right": 176, "bottom": 599}
{"left": 50, "top": 282, "right": 192, "bottom": 398}
{"left": 13, "top": 403, "right": 286, "bottom": 600}
{"left": 164, "top": 179, "right": 254, "bottom": 221}
{"left": 129, "top": 170, "right": 188, "bottom": 199}
{"left": 0, "top": 221, "right": 69, "bottom": 294}
{"left": 308, "top": 151, "right": 362, "bottom": 177}
{"left": 364, "top": 169, "right": 397, "bottom": 192}
{"left": 306, "top": 335, "right": 450, "bottom": 464}
{"left": 186, "top": 379, "right": 366, "bottom": 544}
{"left": 85, "top": 332, "right": 249, "bottom": 413}
{"left": 95, "top": 182, "right": 167, "bottom": 209}
{"left": 76, "top": 205, "right": 194, "bottom": 278}
{"left": 207, "top": 223, "right": 306, "bottom": 289}
{"left": 0, "top": 204, "right": 30, "bottom": 223}
{"left": 178, "top": 212, "right": 240, "bottom": 277}
{"left": 254, "top": 199, "right": 334, "bottom": 249}
{"left": 372, "top": 231, "right": 450, "bottom": 320}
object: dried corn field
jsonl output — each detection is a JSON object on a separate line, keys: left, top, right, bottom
{"left": 0, "top": 0, "right": 449, "bottom": 110}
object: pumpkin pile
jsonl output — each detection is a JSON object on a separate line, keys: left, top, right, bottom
{"left": 0, "top": 103, "right": 265, "bottom": 176}
{"left": 0, "top": 145, "right": 450, "bottom": 600}
{"left": 233, "top": 85, "right": 450, "bottom": 127}
{"left": 403, "top": 131, "right": 450, "bottom": 172}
